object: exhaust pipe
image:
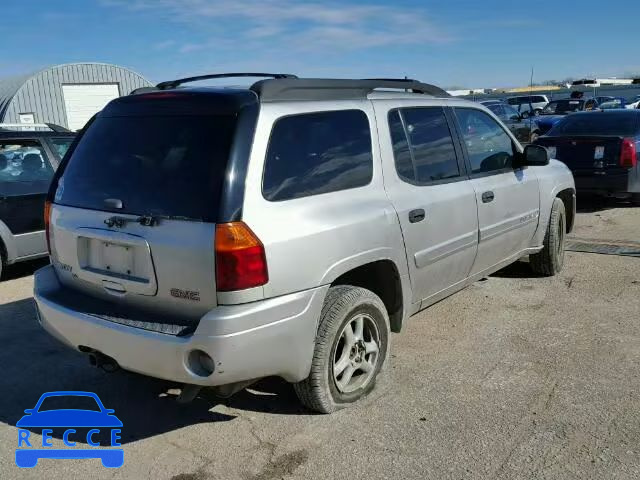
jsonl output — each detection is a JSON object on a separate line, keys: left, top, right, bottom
{"left": 86, "top": 351, "right": 119, "bottom": 373}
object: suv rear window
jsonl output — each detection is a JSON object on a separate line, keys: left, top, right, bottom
{"left": 263, "top": 110, "right": 373, "bottom": 201}
{"left": 55, "top": 115, "right": 237, "bottom": 221}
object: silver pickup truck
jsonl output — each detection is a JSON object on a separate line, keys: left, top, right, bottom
{"left": 34, "top": 75, "right": 576, "bottom": 413}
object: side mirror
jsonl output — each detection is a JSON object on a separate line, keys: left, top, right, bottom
{"left": 515, "top": 145, "right": 549, "bottom": 168}
{"left": 23, "top": 409, "right": 34, "bottom": 414}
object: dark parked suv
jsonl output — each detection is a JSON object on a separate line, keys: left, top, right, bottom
{"left": 0, "top": 124, "right": 74, "bottom": 278}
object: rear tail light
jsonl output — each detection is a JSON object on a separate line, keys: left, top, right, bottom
{"left": 620, "top": 138, "right": 637, "bottom": 168}
{"left": 215, "top": 222, "right": 268, "bottom": 291}
{"left": 44, "top": 200, "right": 52, "bottom": 254}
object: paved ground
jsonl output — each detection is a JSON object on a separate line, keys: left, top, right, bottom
{"left": 1, "top": 199, "right": 639, "bottom": 480}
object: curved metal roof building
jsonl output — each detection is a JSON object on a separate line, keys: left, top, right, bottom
{"left": 0, "top": 63, "right": 151, "bottom": 130}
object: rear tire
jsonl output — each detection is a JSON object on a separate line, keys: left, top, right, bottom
{"left": 294, "top": 285, "right": 390, "bottom": 413}
{"left": 530, "top": 197, "right": 566, "bottom": 276}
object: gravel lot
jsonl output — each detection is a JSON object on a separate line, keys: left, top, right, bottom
{"left": 1, "top": 199, "right": 639, "bottom": 480}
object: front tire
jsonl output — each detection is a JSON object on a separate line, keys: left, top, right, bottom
{"left": 530, "top": 197, "right": 566, "bottom": 276}
{"left": 294, "top": 286, "right": 390, "bottom": 413}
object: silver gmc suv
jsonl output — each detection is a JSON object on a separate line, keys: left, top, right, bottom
{"left": 34, "top": 74, "right": 576, "bottom": 413}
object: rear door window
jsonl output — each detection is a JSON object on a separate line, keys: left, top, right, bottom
{"left": 263, "top": 110, "right": 373, "bottom": 201}
{"left": 388, "top": 107, "right": 461, "bottom": 184}
{"left": 56, "top": 115, "right": 237, "bottom": 221}
{"left": 0, "top": 140, "right": 54, "bottom": 196}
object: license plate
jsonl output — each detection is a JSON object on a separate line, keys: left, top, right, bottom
{"left": 101, "top": 242, "right": 135, "bottom": 276}
{"left": 594, "top": 146, "right": 605, "bottom": 160}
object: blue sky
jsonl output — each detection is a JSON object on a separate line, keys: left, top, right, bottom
{"left": 3, "top": 0, "right": 639, "bottom": 88}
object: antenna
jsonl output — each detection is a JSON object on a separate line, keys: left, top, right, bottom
{"left": 529, "top": 66, "right": 535, "bottom": 129}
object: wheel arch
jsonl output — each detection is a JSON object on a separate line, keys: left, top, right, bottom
{"left": 556, "top": 188, "right": 576, "bottom": 233}
{"left": 0, "top": 220, "right": 16, "bottom": 265}
{"left": 330, "top": 259, "right": 408, "bottom": 333}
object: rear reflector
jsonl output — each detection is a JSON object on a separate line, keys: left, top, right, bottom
{"left": 44, "top": 200, "right": 52, "bottom": 254}
{"left": 215, "top": 222, "right": 268, "bottom": 291}
{"left": 620, "top": 138, "right": 637, "bottom": 168}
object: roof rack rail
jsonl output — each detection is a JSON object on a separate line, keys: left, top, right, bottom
{"left": 156, "top": 73, "right": 298, "bottom": 90}
{"left": 0, "top": 123, "right": 70, "bottom": 132}
{"left": 250, "top": 78, "right": 450, "bottom": 102}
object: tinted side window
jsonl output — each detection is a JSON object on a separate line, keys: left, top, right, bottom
{"left": 263, "top": 110, "right": 373, "bottom": 201}
{"left": 388, "top": 107, "right": 460, "bottom": 184}
{"left": 454, "top": 108, "right": 515, "bottom": 174}
{"left": 0, "top": 140, "right": 54, "bottom": 196}
{"left": 532, "top": 96, "right": 546, "bottom": 103}
{"left": 49, "top": 137, "right": 74, "bottom": 160}
{"left": 388, "top": 110, "right": 414, "bottom": 180}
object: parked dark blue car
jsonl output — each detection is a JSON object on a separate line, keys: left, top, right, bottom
{"left": 535, "top": 110, "right": 640, "bottom": 203}
{"left": 533, "top": 98, "right": 600, "bottom": 137}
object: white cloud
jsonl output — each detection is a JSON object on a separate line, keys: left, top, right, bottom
{"left": 102, "top": 0, "right": 452, "bottom": 52}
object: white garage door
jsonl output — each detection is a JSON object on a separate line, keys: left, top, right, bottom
{"left": 62, "top": 84, "right": 120, "bottom": 131}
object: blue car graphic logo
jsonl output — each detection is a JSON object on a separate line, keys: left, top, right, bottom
{"left": 15, "top": 391, "right": 123, "bottom": 468}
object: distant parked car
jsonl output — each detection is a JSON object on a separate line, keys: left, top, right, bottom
{"left": 599, "top": 97, "right": 628, "bottom": 110}
{"left": 595, "top": 96, "right": 616, "bottom": 105}
{"left": 506, "top": 95, "right": 549, "bottom": 117}
{"left": 533, "top": 98, "right": 600, "bottom": 135}
{"left": 535, "top": 110, "right": 640, "bottom": 204}
{"left": 626, "top": 95, "right": 640, "bottom": 109}
{"left": 0, "top": 124, "right": 74, "bottom": 279}
{"left": 484, "top": 102, "right": 539, "bottom": 143}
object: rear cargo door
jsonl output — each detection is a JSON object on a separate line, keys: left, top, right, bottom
{"left": 50, "top": 98, "right": 240, "bottom": 318}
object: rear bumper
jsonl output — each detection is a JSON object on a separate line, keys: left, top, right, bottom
{"left": 34, "top": 265, "right": 327, "bottom": 386}
{"left": 573, "top": 171, "right": 634, "bottom": 194}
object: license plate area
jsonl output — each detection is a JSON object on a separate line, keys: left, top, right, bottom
{"left": 75, "top": 228, "right": 157, "bottom": 296}
{"left": 79, "top": 238, "right": 146, "bottom": 281}
{"left": 594, "top": 146, "right": 605, "bottom": 160}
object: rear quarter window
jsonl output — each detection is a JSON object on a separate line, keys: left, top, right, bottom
{"left": 262, "top": 110, "right": 373, "bottom": 201}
